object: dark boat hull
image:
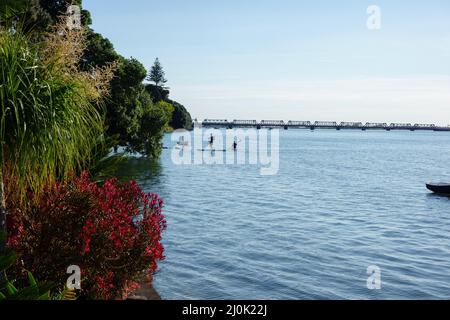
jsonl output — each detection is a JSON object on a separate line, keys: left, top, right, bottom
{"left": 426, "top": 183, "right": 450, "bottom": 195}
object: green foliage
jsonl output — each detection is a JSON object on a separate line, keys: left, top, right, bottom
{"left": 127, "top": 92, "right": 172, "bottom": 158}
{"left": 107, "top": 58, "right": 147, "bottom": 144}
{"left": 2, "top": 0, "right": 186, "bottom": 162}
{"left": 145, "top": 83, "right": 170, "bottom": 102}
{"left": 0, "top": 0, "right": 29, "bottom": 22}
{"left": 0, "top": 0, "right": 49, "bottom": 36}
{"left": 0, "top": 232, "right": 54, "bottom": 300}
{"left": 81, "top": 29, "right": 119, "bottom": 70}
{"left": 139, "top": 104, "right": 170, "bottom": 158}
{"left": 73, "top": 27, "right": 152, "bottom": 156}
{"left": 169, "top": 100, "right": 193, "bottom": 130}
{"left": 145, "top": 84, "right": 193, "bottom": 130}
{"left": 23, "top": 0, "right": 52, "bottom": 31}
{"left": 0, "top": 249, "right": 16, "bottom": 272}
{"left": 79, "top": 30, "right": 173, "bottom": 158}
{"left": 105, "top": 58, "right": 173, "bottom": 158}
{"left": 0, "top": 27, "right": 104, "bottom": 197}
{"left": 158, "top": 101, "right": 175, "bottom": 120}
{"left": 88, "top": 134, "right": 127, "bottom": 183}
{"left": 1, "top": 0, "right": 88, "bottom": 35}
{"left": 115, "top": 57, "right": 148, "bottom": 87}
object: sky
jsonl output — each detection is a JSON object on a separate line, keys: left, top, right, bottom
{"left": 84, "top": 0, "right": 450, "bottom": 124}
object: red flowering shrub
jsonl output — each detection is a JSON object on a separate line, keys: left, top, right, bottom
{"left": 6, "top": 172, "right": 166, "bottom": 299}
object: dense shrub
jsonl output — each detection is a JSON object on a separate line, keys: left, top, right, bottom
{"left": 145, "top": 84, "right": 170, "bottom": 102}
{"left": 169, "top": 100, "right": 193, "bottom": 130}
{"left": 145, "top": 84, "right": 193, "bottom": 130}
{"left": 6, "top": 172, "right": 166, "bottom": 299}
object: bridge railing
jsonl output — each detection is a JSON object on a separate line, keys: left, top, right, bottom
{"left": 197, "top": 119, "right": 449, "bottom": 131}
{"left": 202, "top": 119, "right": 230, "bottom": 127}
{"left": 233, "top": 120, "right": 258, "bottom": 126}
{"left": 287, "top": 121, "right": 311, "bottom": 126}
{"left": 389, "top": 123, "right": 412, "bottom": 127}
{"left": 364, "top": 123, "right": 388, "bottom": 128}
{"left": 339, "top": 122, "right": 363, "bottom": 127}
{"left": 260, "top": 120, "right": 285, "bottom": 126}
{"left": 314, "top": 121, "right": 338, "bottom": 127}
{"left": 203, "top": 119, "right": 229, "bottom": 123}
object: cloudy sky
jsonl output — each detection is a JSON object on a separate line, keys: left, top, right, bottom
{"left": 85, "top": 0, "right": 450, "bottom": 125}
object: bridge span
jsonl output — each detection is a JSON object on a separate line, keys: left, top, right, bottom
{"left": 198, "top": 120, "right": 450, "bottom": 132}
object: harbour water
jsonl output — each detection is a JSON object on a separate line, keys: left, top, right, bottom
{"left": 117, "top": 130, "right": 450, "bottom": 299}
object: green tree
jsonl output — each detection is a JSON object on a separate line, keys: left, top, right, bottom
{"left": 129, "top": 97, "right": 172, "bottom": 158}
{"left": 107, "top": 57, "right": 147, "bottom": 144}
{"left": 145, "top": 84, "right": 170, "bottom": 102}
{"left": 145, "top": 85, "right": 193, "bottom": 130}
{"left": 147, "top": 58, "right": 167, "bottom": 87}
{"left": 77, "top": 29, "right": 172, "bottom": 156}
{"left": 169, "top": 101, "right": 193, "bottom": 130}
{"left": 81, "top": 30, "right": 118, "bottom": 70}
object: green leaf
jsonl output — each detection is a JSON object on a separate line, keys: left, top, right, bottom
{"left": 12, "top": 282, "right": 54, "bottom": 300}
{"left": 36, "top": 282, "right": 55, "bottom": 295}
{"left": 27, "top": 271, "right": 37, "bottom": 287}
{"left": 37, "top": 291, "right": 51, "bottom": 300}
{"left": 6, "top": 282, "right": 18, "bottom": 296}
{"left": 0, "top": 291, "right": 6, "bottom": 300}
{"left": 0, "top": 250, "right": 17, "bottom": 272}
{"left": 14, "top": 285, "right": 39, "bottom": 299}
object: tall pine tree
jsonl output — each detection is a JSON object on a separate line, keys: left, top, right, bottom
{"left": 147, "top": 58, "right": 167, "bottom": 87}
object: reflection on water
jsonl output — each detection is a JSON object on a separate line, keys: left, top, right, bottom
{"left": 114, "top": 157, "right": 163, "bottom": 185}
{"left": 118, "top": 130, "right": 450, "bottom": 300}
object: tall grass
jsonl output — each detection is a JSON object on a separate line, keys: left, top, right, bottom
{"left": 0, "top": 22, "right": 116, "bottom": 201}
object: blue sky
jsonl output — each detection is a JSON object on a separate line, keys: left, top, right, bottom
{"left": 84, "top": 0, "right": 450, "bottom": 124}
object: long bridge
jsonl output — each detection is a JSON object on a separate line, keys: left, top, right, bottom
{"left": 198, "top": 119, "right": 450, "bottom": 131}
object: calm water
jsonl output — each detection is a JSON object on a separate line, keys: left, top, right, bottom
{"left": 117, "top": 130, "right": 450, "bottom": 300}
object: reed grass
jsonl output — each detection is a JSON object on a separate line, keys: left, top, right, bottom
{"left": 0, "top": 21, "right": 116, "bottom": 200}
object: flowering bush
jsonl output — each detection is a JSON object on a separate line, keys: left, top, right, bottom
{"left": 6, "top": 172, "right": 166, "bottom": 299}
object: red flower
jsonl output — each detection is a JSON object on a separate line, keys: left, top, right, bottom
{"left": 6, "top": 171, "right": 166, "bottom": 300}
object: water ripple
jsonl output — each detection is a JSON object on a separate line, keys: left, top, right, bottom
{"left": 121, "top": 130, "right": 450, "bottom": 299}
